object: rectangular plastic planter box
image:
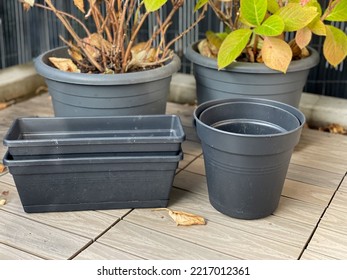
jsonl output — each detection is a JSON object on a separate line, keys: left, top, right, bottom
{"left": 3, "top": 115, "right": 185, "bottom": 158}
{"left": 3, "top": 152, "right": 182, "bottom": 213}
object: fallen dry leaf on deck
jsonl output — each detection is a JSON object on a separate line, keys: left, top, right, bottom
{"left": 0, "top": 164, "right": 7, "bottom": 173}
{"left": 0, "top": 102, "right": 9, "bottom": 110}
{"left": 319, "top": 123, "right": 347, "bottom": 135}
{"left": 155, "top": 208, "right": 206, "bottom": 226}
{"left": 2, "top": 191, "right": 9, "bottom": 196}
{"left": 49, "top": 57, "right": 81, "bottom": 73}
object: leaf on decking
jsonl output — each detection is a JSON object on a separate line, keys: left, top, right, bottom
{"left": 0, "top": 163, "right": 7, "bottom": 173}
{"left": 154, "top": 208, "right": 206, "bottom": 226}
{"left": 319, "top": 123, "right": 347, "bottom": 135}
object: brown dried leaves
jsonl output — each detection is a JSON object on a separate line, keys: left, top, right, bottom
{"left": 0, "top": 191, "right": 9, "bottom": 206}
{"left": 49, "top": 57, "right": 81, "bottom": 73}
{"left": 319, "top": 123, "right": 347, "bottom": 135}
{"left": 155, "top": 208, "right": 206, "bottom": 226}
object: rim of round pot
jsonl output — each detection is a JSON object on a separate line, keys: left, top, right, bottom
{"left": 35, "top": 46, "right": 181, "bottom": 85}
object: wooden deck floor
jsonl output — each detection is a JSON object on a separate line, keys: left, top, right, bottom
{"left": 0, "top": 93, "right": 346, "bottom": 260}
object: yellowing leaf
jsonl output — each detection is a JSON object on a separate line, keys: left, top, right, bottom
{"left": 276, "top": 3, "right": 318, "bottom": 32}
{"left": 262, "top": 37, "right": 293, "bottom": 73}
{"left": 295, "top": 27, "right": 312, "bottom": 49}
{"left": 254, "top": 15, "right": 284, "bottom": 36}
{"left": 323, "top": 25, "right": 347, "bottom": 67}
{"left": 49, "top": 57, "right": 81, "bottom": 73}
{"left": 144, "top": 0, "right": 167, "bottom": 12}
{"left": 194, "top": 0, "right": 209, "bottom": 11}
{"left": 155, "top": 208, "right": 206, "bottom": 226}
{"left": 74, "top": 0, "right": 85, "bottom": 13}
{"left": 308, "top": 18, "right": 326, "bottom": 36}
{"left": 217, "top": 29, "right": 253, "bottom": 69}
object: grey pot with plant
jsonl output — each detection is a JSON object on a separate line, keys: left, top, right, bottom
{"left": 22, "top": 0, "right": 207, "bottom": 116}
{"left": 186, "top": 0, "right": 347, "bottom": 107}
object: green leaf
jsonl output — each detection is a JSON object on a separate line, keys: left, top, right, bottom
{"left": 323, "top": 25, "right": 347, "bottom": 67}
{"left": 143, "top": 0, "right": 167, "bottom": 12}
{"left": 241, "top": 0, "right": 267, "bottom": 26}
{"left": 194, "top": 0, "right": 209, "bottom": 11}
{"left": 217, "top": 29, "right": 253, "bottom": 69}
{"left": 254, "top": 15, "right": 284, "bottom": 36}
{"left": 267, "top": 0, "right": 280, "bottom": 14}
{"left": 326, "top": 0, "right": 347, "bottom": 22}
{"left": 276, "top": 3, "right": 319, "bottom": 31}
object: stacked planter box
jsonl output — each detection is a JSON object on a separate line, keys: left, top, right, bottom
{"left": 3, "top": 115, "right": 185, "bottom": 213}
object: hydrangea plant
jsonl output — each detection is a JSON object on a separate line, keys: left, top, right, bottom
{"left": 195, "top": 0, "right": 347, "bottom": 73}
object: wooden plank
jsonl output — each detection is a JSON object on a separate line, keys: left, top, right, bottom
{"left": 320, "top": 208, "right": 347, "bottom": 235}
{"left": 173, "top": 170, "right": 208, "bottom": 196}
{"left": 184, "top": 157, "right": 205, "bottom": 176}
{"left": 0, "top": 180, "right": 130, "bottom": 240}
{"left": 167, "top": 188, "right": 314, "bottom": 247}
{"left": 273, "top": 196, "right": 325, "bottom": 226}
{"left": 287, "top": 163, "right": 342, "bottom": 189}
{"left": 74, "top": 242, "right": 143, "bottom": 260}
{"left": 300, "top": 249, "right": 337, "bottom": 260}
{"left": 0, "top": 210, "right": 91, "bottom": 259}
{"left": 307, "top": 227, "right": 347, "bottom": 259}
{"left": 124, "top": 208, "right": 301, "bottom": 260}
{"left": 0, "top": 173, "right": 15, "bottom": 186}
{"left": 282, "top": 179, "right": 335, "bottom": 206}
{"left": 290, "top": 152, "right": 346, "bottom": 175}
{"left": 329, "top": 191, "right": 347, "bottom": 213}
{"left": 98, "top": 220, "right": 238, "bottom": 260}
{"left": 181, "top": 140, "right": 202, "bottom": 157}
{"left": 299, "top": 128, "right": 347, "bottom": 147}
{"left": 339, "top": 176, "right": 347, "bottom": 193}
{"left": 0, "top": 243, "right": 43, "bottom": 260}
{"left": 178, "top": 153, "right": 197, "bottom": 170}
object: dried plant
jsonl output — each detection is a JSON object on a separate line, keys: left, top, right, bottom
{"left": 21, "top": 0, "right": 207, "bottom": 74}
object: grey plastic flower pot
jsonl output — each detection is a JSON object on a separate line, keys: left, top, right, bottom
{"left": 194, "top": 98, "right": 305, "bottom": 219}
{"left": 3, "top": 151, "right": 183, "bottom": 213}
{"left": 34, "top": 47, "right": 181, "bottom": 117}
{"left": 185, "top": 42, "right": 319, "bottom": 107}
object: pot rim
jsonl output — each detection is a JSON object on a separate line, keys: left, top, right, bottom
{"left": 194, "top": 98, "right": 305, "bottom": 139}
{"left": 34, "top": 46, "right": 181, "bottom": 85}
{"left": 185, "top": 41, "right": 320, "bottom": 74}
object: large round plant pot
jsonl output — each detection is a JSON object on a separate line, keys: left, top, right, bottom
{"left": 194, "top": 98, "right": 305, "bottom": 219}
{"left": 185, "top": 42, "right": 319, "bottom": 107}
{"left": 34, "top": 47, "right": 181, "bottom": 117}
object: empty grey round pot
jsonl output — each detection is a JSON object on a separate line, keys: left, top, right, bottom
{"left": 34, "top": 47, "right": 181, "bottom": 117}
{"left": 194, "top": 98, "right": 305, "bottom": 219}
{"left": 185, "top": 42, "right": 319, "bottom": 107}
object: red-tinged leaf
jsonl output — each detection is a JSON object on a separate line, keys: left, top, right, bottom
{"left": 262, "top": 37, "right": 293, "bottom": 73}
{"left": 295, "top": 27, "right": 312, "bottom": 49}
